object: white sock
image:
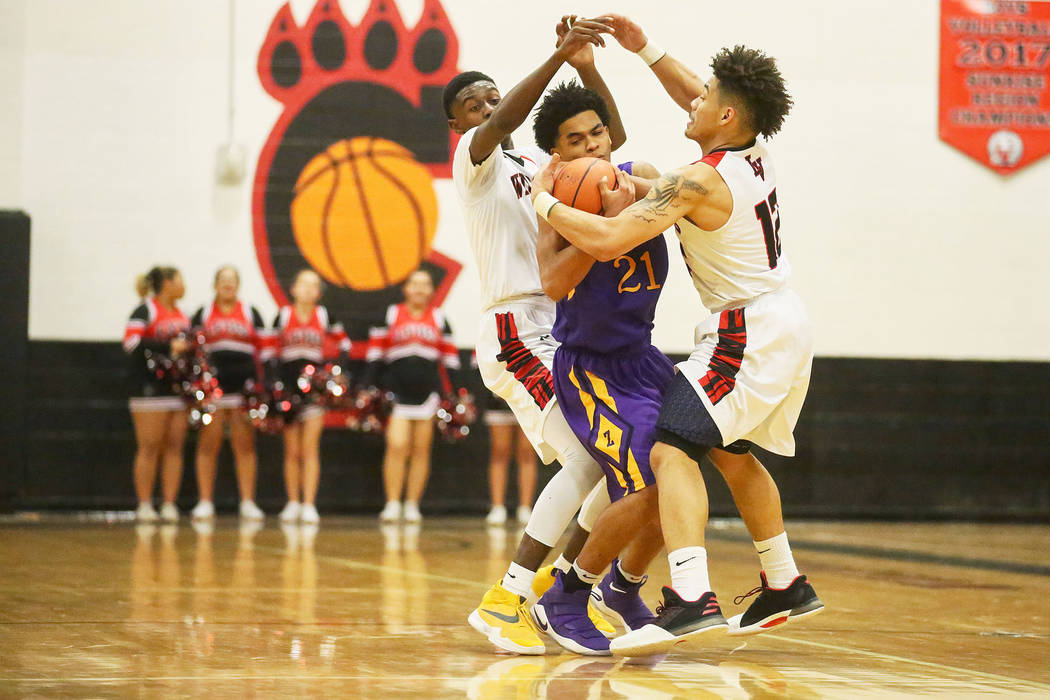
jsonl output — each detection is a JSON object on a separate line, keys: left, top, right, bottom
{"left": 755, "top": 532, "right": 799, "bottom": 589}
{"left": 571, "top": 561, "right": 601, "bottom": 585}
{"left": 502, "top": 561, "right": 535, "bottom": 599}
{"left": 667, "top": 546, "right": 710, "bottom": 601}
{"left": 617, "top": 560, "right": 645, "bottom": 584}
{"left": 552, "top": 554, "right": 572, "bottom": 573}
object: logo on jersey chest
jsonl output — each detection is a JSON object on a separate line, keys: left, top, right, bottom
{"left": 154, "top": 319, "right": 188, "bottom": 342}
{"left": 207, "top": 318, "right": 251, "bottom": 340}
{"left": 745, "top": 155, "right": 765, "bottom": 180}
{"left": 285, "top": 328, "right": 324, "bottom": 347}
{"left": 391, "top": 322, "right": 439, "bottom": 344}
{"left": 510, "top": 172, "right": 532, "bottom": 199}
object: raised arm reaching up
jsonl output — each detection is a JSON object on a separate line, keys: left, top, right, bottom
{"left": 459, "top": 17, "right": 613, "bottom": 164}
{"left": 606, "top": 14, "right": 704, "bottom": 112}
{"left": 557, "top": 15, "right": 627, "bottom": 150}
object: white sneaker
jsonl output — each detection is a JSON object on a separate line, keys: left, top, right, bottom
{"left": 486, "top": 504, "right": 507, "bottom": 525}
{"left": 136, "top": 502, "right": 159, "bottom": 522}
{"left": 159, "top": 502, "right": 180, "bottom": 522}
{"left": 403, "top": 501, "right": 422, "bottom": 523}
{"left": 239, "top": 499, "right": 264, "bottom": 521}
{"left": 191, "top": 500, "right": 215, "bottom": 520}
{"left": 279, "top": 501, "right": 302, "bottom": 523}
{"left": 300, "top": 503, "right": 320, "bottom": 524}
{"left": 379, "top": 501, "right": 402, "bottom": 522}
{"left": 516, "top": 505, "right": 533, "bottom": 524}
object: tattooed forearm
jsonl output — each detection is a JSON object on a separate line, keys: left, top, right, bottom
{"left": 633, "top": 173, "right": 707, "bottom": 221}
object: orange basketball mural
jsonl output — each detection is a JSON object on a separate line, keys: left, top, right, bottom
{"left": 253, "top": 0, "right": 462, "bottom": 342}
{"left": 291, "top": 137, "right": 439, "bottom": 292}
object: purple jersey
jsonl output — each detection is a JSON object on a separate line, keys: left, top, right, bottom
{"left": 552, "top": 163, "right": 669, "bottom": 354}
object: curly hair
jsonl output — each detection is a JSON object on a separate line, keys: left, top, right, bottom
{"left": 532, "top": 79, "right": 611, "bottom": 153}
{"left": 711, "top": 46, "right": 793, "bottom": 138}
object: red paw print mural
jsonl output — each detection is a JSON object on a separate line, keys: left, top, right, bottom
{"left": 253, "top": 0, "right": 462, "bottom": 338}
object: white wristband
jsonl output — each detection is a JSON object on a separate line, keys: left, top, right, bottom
{"left": 636, "top": 41, "right": 666, "bottom": 67}
{"left": 533, "top": 192, "right": 560, "bottom": 221}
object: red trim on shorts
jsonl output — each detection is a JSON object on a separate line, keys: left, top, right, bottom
{"left": 494, "top": 312, "right": 554, "bottom": 409}
{"left": 698, "top": 308, "right": 746, "bottom": 405}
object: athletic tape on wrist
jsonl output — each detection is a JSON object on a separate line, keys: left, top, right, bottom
{"left": 636, "top": 41, "right": 666, "bottom": 67}
{"left": 534, "top": 192, "right": 560, "bottom": 221}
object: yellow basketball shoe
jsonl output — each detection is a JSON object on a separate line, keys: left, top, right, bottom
{"left": 530, "top": 565, "right": 616, "bottom": 638}
{"left": 468, "top": 583, "right": 546, "bottom": 655}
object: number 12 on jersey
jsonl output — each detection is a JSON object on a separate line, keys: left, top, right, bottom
{"left": 754, "top": 188, "right": 781, "bottom": 269}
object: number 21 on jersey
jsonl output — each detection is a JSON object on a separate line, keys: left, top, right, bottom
{"left": 613, "top": 251, "right": 662, "bottom": 294}
{"left": 754, "top": 187, "right": 781, "bottom": 269}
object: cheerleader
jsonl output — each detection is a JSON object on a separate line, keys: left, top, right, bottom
{"left": 262, "top": 269, "right": 350, "bottom": 525}
{"left": 365, "top": 270, "right": 460, "bottom": 523}
{"left": 483, "top": 391, "right": 537, "bottom": 526}
{"left": 189, "top": 265, "right": 267, "bottom": 522}
{"left": 124, "top": 266, "right": 191, "bottom": 522}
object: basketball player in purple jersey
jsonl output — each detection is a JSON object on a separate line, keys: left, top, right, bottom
{"left": 511, "top": 81, "right": 670, "bottom": 655}
{"left": 531, "top": 17, "right": 824, "bottom": 657}
{"left": 446, "top": 16, "right": 629, "bottom": 654}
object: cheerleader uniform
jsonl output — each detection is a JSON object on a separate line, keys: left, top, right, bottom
{"left": 261, "top": 305, "right": 350, "bottom": 421}
{"left": 123, "top": 298, "right": 191, "bottom": 412}
{"left": 364, "top": 304, "right": 460, "bottom": 419}
{"left": 190, "top": 300, "right": 267, "bottom": 409}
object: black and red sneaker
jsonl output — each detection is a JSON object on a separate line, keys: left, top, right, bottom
{"left": 727, "top": 572, "right": 824, "bottom": 636}
{"left": 609, "top": 587, "right": 727, "bottom": 657}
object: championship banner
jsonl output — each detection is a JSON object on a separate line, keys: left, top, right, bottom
{"left": 939, "top": 0, "right": 1050, "bottom": 174}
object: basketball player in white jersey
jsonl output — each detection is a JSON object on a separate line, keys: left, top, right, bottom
{"left": 530, "top": 17, "right": 824, "bottom": 656}
{"left": 444, "top": 16, "right": 626, "bottom": 654}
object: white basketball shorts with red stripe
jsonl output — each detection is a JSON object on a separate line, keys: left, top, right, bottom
{"left": 476, "top": 296, "right": 561, "bottom": 464}
{"left": 676, "top": 287, "right": 813, "bottom": 457}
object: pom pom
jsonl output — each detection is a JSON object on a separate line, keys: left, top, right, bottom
{"left": 435, "top": 388, "right": 478, "bottom": 442}
{"left": 345, "top": 386, "right": 394, "bottom": 434}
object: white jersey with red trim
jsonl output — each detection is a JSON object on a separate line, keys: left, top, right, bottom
{"left": 677, "top": 141, "right": 791, "bottom": 313}
{"left": 452, "top": 126, "right": 553, "bottom": 310}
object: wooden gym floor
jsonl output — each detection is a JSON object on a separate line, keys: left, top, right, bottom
{"left": 1, "top": 515, "right": 1048, "bottom": 698}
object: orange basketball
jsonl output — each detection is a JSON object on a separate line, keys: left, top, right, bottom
{"left": 551, "top": 157, "right": 619, "bottom": 215}
{"left": 290, "top": 137, "right": 438, "bottom": 291}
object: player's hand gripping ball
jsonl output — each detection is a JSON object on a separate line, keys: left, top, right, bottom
{"left": 551, "top": 156, "right": 620, "bottom": 215}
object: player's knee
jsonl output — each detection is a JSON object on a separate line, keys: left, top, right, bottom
{"left": 137, "top": 442, "right": 162, "bottom": 460}
{"left": 708, "top": 449, "right": 756, "bottom": 484}
{"left": 385, "top": 437, "right": 410, "bottom": 459}
{"left": 650, "top": 442, "right": 674, "bottom": 474}
{"left": 233, "top": 438, "right": 256, "bottom": 459}
{"left": 284, "top": 445, "right": 302, "bottom": 463}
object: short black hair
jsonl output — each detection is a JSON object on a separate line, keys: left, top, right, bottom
{"left": 711, "top": 46, "right": 792, "bottom": 138}
{"left": 442, "top": 71, "right": 495, "bottom": 119}
{"left": 532, "top": 79, "right": 611, "bottom": 153}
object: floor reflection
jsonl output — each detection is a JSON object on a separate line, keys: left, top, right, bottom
{"left": 5, "top": 517, "right": 1039, "bottom": 697}
{"left": 465, "top": 652, "right": 822, "bottom": 700}
{"left": 380, "top": 523, "right": 429, "bottom": 634}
